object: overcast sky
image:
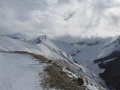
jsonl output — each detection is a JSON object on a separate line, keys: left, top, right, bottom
{"left": 0, "top": 0, "right": 120, "bottom": 41}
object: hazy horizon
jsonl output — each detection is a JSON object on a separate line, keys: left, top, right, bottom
{"left": 0, "top": 0, "right": 120, "bottom": 42}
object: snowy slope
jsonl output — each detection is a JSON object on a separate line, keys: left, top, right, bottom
{"left": 32, "top": 35, "right": 120, "bottom": 70}
{"left": 31, "top": 35, "right": 120, "bottom": 90}
{"left": 0, "top": 35, "right": 53, "bottom": 57}
{"left": 0, "top": 35, "right": 103, "bottom": 90}
{"left": 32, "top": 35, "right": 120, "bottom": 65}
{"left": 0, "top": 51, "right": 100, "bottom": 90}
{"left": 67, "top": 36, "right": 120, "bottom": 90}
{"left": 0, "top": 35, "right": 91, "bottom": 82}
{"left": 0, "top": 52, "right": 46, "bottom": 90}
{"left": 71, "top": 36, "right": 120, "bottom": 65}
{"left": 2, "top": 35, "right": 120, "bottom": 89}
{"left": 0, "top": 36, "right": 85, "bottom": 74}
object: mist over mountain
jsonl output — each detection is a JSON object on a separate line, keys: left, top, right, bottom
{"left": 0, "top": 34, "right": 120, "bottom": 90}
{"left": 0, "top": 0, "right": 120, "bottom": 90}
{"left": 0, "top": 0, "right": 120, "bottom": 38}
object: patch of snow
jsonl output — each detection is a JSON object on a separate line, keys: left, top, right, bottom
{"left": 0, "top": 52, "right": 46, "bottom": 90}
{"left": 103, "top": 57, "right": 117, "bottom": 63}
{"left": 63, "top": 68, "right": 78, "bottom": 78}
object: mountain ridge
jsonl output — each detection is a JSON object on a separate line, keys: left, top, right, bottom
{"left": 1, "top": 35, "right": 120, "bottom": 90}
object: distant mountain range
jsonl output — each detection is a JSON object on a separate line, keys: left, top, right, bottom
{"left": 1, "top": 35, "right": 120, "bottom": 90}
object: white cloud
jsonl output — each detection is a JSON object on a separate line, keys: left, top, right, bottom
{"left": 0, "top": 0, "right": 120, "bottom": 41}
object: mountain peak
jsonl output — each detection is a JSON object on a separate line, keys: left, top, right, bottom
{"left": 38, "top": 35, "right": 49, "bottom": 41}
{"left": 33, "top": 35, "right": 50, "bottom": 44}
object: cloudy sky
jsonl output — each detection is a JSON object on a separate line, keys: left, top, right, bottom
{"left": 0, "top": 0, "right": 120, "bottom": 40}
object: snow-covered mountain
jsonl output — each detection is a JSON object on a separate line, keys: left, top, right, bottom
{"left": 0, "top": 35, "right": 120, "bottom": 90}
{"left": 70, "top": 36, "right": 120, "bottom": 90}
{"left": 31, "top": 35, "right": 120, "bottom": 90}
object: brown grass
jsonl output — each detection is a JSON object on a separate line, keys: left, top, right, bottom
{"left": 12, "top": 51, "right": 49, "bottom": 63}
{"left": 40, "top": 63, "right": 85, "bottom": 90}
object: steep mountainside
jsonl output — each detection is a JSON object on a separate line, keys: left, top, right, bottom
{"left": 1, "top": 35, "right": 120, "bottom": 90}
{"left": 33, "top": 35, "right": 120, "bottom": 90}
{"left": 0, "top": 35, "right": 100, "bottom": 90}
{"left": 71, "top": 36, "right": 120, "bottom": 90}
{"left": 99, "top": 57, "right": 120, "bottom": 90}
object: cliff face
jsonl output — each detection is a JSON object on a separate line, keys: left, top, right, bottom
{"left": 99, "top": 57, "right": 120, "bottom": 90}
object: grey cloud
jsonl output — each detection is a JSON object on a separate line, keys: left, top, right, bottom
{"left": 0, "top": 0, "right": 49, "bottom": 21}
{"left": 0, "top": 0, "right": 49, "bottom": 11}
{"left": 64, "top": 12, "right": 76, "bottom": 21}
{"left": 0, "top": 0, "right": 120, "bottom": 42}
{"left": 109, "top": 14, "right": 120, "bottom": 26}
{"left": 57, "top": 0, "right": 70, "bottom": 4}
{"left": 91, "top": 0, "right": 113, "bottom": 9}
{"left": 54, "top": 34, "right": 105, "bottom": 43}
